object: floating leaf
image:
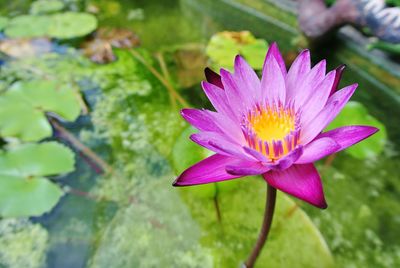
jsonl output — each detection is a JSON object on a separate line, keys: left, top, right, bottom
{"left": 48, "top": 12, "right": 97, "bottom": 39}
{"left": 4, "top": 12, "right": 97, "bottom": 39}
{"left": 0, "top": 142, "right": 75, "bottom": 217}
{"left": 0, "top": 175, "right": 63, "bottom": 218}
{"left": 0, "top": 16, "right": 9, "bottom": 31}
{"left": 180, "top": 177, "right": 335, "bottom": 267}
{"left": 0, "top": 142, "right": 75, "bottom": 177}
{"left": 326, "top": 101, "right": 387, "bottom": 159}
{"left": 0, "top": 80, "right": 81, "bottom": 141}
{"left": 30, "top": 0, "right": 65, "bottom": 15}
{"left": 4, "top": 15, "right": 49, "bottom": 38}
{"left": 240, "top": 39, "right": 269, "bottom": 69}
{"left": 206, "top": 31, "right": 268, "bottom": 70}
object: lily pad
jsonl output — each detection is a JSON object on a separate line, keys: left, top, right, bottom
{"left": 206, "top": 31, "right": 268, "bottom": 70}
{"left": 326, "top": 101, "right": 387, "bottom": 159}
{"left": 48, "top": 12, "right": 98, "bottom": 39}
{"left": 0, "top": 142, "right": 75, "bottom": 217}
{"left": 0, "top": 16, "right": 9, "bottom": 31}
{"left": 4, "top": 12, "right": 97, "bottom": 39}
{"left": 0, "top": 80, "right": 81, "bottom": 142}
{"left": 180, "top": 176, "right": 335, "bottom": 267}
{"left": 4, "top": 15, "right": 49, "bottom": 38}
{"left": 30, "top": 0, "right": 65, "bottom": 15}
{"left": 0, "top": 142, "right": 75, "bottom": 177}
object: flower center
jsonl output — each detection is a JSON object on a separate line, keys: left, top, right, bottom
{"left": 242, "top": 104, "right": 299, "bottom": 161}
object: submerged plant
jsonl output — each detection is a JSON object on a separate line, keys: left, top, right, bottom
{"left": 173, "top": 43, "right": 378, "bottom": 267}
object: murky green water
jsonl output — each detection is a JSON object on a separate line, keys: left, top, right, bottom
{"left": 0, "top": 0, "right": 399, "bottom": 267}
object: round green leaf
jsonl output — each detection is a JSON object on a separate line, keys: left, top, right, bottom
{"left": 0, "top": 16, "right": 9, "bottom": 31}
{"left": 48, "top": 12, "right": 98, "bottom": 39}
{"left": 30, "top": 0, "right": 65, "bottom": 15}
{"left": 181, "top": 177, "right": 334, "bottom": 267}
{"left": 206, "top": 33, "right": 240, "bottom": 69}
{"left": 0, "top": 174, "right": 63, "bottom": 217}
{"left": 0, "top": 142, "right": 75, "bottom": 177}
{"left": 206, "top": 31, "right": 269, "bottom": 70}
{"left": 241, "top": 39, "right": 269, "bottom": 69}
{"left": 326, "top": 101, "right": 387, "bottom": 159}
{"left": 0, "top": 80, "right": 81, "bottom": 141}
{"left": 4, "top": 15, "right": 49, "bottom": 38}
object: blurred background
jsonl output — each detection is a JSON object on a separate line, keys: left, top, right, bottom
{"left": 0, "top": 0, "right": 399, "bottom": 267}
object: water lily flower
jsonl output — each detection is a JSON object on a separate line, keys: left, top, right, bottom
{"left": 173, "top": 43, "right": 378, "bottom": 209}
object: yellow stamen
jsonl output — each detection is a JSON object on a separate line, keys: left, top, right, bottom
{"left": 246, "top": 106, "right": 297, "bottom": 160}
{"left": 250, "top": 107, "right": 295, "bottom": 142}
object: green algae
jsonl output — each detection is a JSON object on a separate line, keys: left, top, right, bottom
{"left": 0, "top": 219, "right": 49, "bottom": 268}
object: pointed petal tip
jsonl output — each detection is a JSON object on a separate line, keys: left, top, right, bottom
{"left": 321, "top": 202, "right": 328, "bottom": 209}
{"left": 172, "top": 178, "right": 180, "bottom": 187}
{"left": 204, "top": 67, "right": 224, "bottom": 89}
{"left": 337, "top": 64, "right": 346, "bottom": 72}
{"left": 180, "top": 108, "right": 189, "bottom": 117}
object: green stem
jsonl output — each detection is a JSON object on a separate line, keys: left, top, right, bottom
{"left": 244, "top": 184, "right": 277, "bottom": 268}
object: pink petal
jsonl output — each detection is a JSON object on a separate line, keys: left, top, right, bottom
{"left": 220, "top": 68, "right": 249, "bottom": 117}
{"left": 317, "top": 125, "right": 379, "bottom": 152}
{"left": 296, "top": 137, "right": 340, "bottom": 164}
{"left": 286, "top": 50, "right": 311, "bottom": 102}
{"left": 329, "top": 64, "right": 346, "bottom": 96}
{"left": 201, "top": 81, "right": 237, "bottom": 120}
{"left": 226, "top": 161, "right": 270, "bottom": 176}
{"left": 190, "top": 132, "right": 250, "bottom": 160}
{"left": 263, "top": 42, "right": 287, "bottom": 76}
{"left": 261, "top": 56, "right": 286, "bottom": 105}
{"left": 181, "top": 108, "right": 245, "bottom": 144}
{"left": 173, "top": 154, "right": 242, "bottom": 186}
{"left": 294, "top": 60, "right": 326, "bottom": 109}
{"left": 233, "top": 55, "right": 261, "bottom": 102}
{"left": 181, "top": 108, "right": 221, "bottom": 133}
{"left": 300, "top": 83, "right": 358, "bottom": 144}
{"left": 263, "top": 164, "right": 327, "bottom": 208}
{"left": 269, "top": 146, "right": 304, "bottom": 170}
{"left": 204, "top": 67, "right": 224, "bottom": 89}
{"left": 300, "top": 70, "right": 336, "bottom": 125}
{"left": 243, "top": 146, "right": 269, "bottom": 162}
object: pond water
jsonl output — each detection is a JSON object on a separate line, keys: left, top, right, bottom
{"left": 0, "top": 0, "right": 400, "bottom": 268}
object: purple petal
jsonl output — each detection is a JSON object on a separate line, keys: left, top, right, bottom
{"left": 261, "top": 56, "right": 286, "bottom": 105}
{"left": 181, "top": 108, "right": 221, "bottom": 133}
{"left": 205, "top": 67, "right": 224, "bottom": 89}
{"left": 270, "top": 146, "right": 304, "bottom": 170}
{"left": 243, "top": 146, "right": 269, "bottom": 162}
{"left": 263, "top": 42, "right": 287, "bottom": 76}
{"left": 296, "top": 137, "right": 340, "bottom": 164}
{"left": 233, "top": 55, "right": 261, "bottom": 103}
{"left": 181, "top": 108, "right": 245, "bottom": 144}
{"left": 190, "top": 132, "right": 250, "bottom": 160}
{"left": 286, "top": 50, "right": 311, "bottom": 102}
{"left": 220, "top": 68, "right": 255, "bottom": 117}
{"left": 329, "top": 64, "right": 346, "bottom": 96}
{"left": 300, "top": 83, "right": 358, "bottom": 144}
{"left": 317, "top": 125, "right": 379, "bottom": 152}
{"left": 263, "top": 164, "right": 327, "bottom": 209}
{"left": 294, "top": 60, "right": 327, "bottom": 109}
{"left": 226, "top": 161, "right": 270, "bottom": 176}
{"left": 300, "top": 70, "right": 336, "bottom": 125}
{"left": 202, "top": 81, "right": 237, "bottom": 120}
{"left": 173, "top": 154, "right": 242, "bottom": 186}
